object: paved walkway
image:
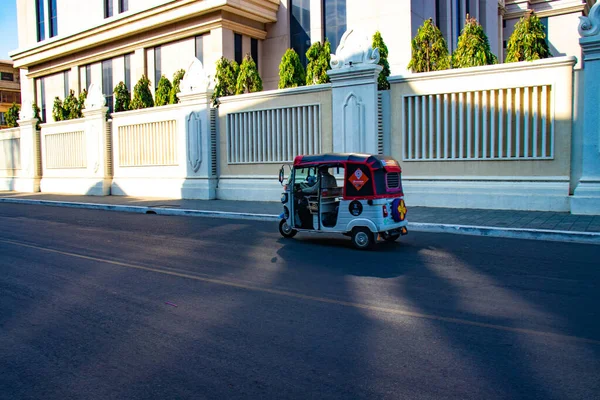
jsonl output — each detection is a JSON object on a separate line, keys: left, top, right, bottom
{"left": 1, "top": 191, "right": 599, "bottom": 244}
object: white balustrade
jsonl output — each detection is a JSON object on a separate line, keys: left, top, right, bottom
{"left": 117, "top": 120, "right": 178, "bottom": 167}
{"left": 226, "top": 104, "right": 321, "bottom": 164}
{"left": 402, "top": 85, "right": 553, "bottom": 161}
{"left": 0, "top": 130, "right": 21, "bottom": 171}
{"left": 44, "top": 131, "right": 86, "bottom": 169}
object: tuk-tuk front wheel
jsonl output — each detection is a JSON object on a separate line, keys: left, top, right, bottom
{"left": 279, "top": 219, "right": 297, "bottom": 238}
{"left": 351, "top": 227, "right": 375, "bottom": 250}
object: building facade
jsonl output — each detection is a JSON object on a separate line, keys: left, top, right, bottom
{"left": 0, "top": 61, "right": 21, "bottom": 129}
{"left": 10, "top": 0, "right": 595, "bottom": 123}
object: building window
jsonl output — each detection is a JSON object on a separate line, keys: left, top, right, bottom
{"left": 63, "top": 70, "right": 69, "bottom": 98}
{"left": 84, "top": 64, "right": 92, "bottom": 91}
{"left": 124, "top": 54, "right": 131, "bottom": 91}
{"left": 118, "top": 0, "right": 128, "bottom": 13}
{"left": 154, "top": 46, "right": 161, "bottom": 93}
{"left": 323, "top": 0, "right": 346, "bottom": 54}
{"left": 48, "top": 0, "right": 57, "bottom": 38}
{"left": 0, "top": 72, "right": 14, "bottom": 81}
{"left": 39, "top": 78, "right": 47, "bottom": 123}
{"left": 195, "top": 35, "right": 204, "bottom": 64}
{"left": 104, "top": 0, "right": 113, "bottom": 18}
{"left": 251, "top": 38, "right": 258, "bottom": 69}
{"left": 36, "top": 0, "right": 45, "bottom": 42}
{"left": 234, "top": 33, "right": 243, "bottom": 65}
{"left": 290, "top": 0, "right": 310, "bottom": 66}
{"left": 102, "top": 60, "right": 113, "bottom": 113}
{"left": 0, "top": 112, "right": 6, "bottom": 126}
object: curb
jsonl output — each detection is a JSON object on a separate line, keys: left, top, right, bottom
{"left": 2, "top": 198, "right": 599, "bottom": 245}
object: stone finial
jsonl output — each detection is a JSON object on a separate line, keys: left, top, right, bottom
{"left": 84, "top": 83, "right": 106, "bottom": 109}
{"left": 179, "top": 58, "right": 211, "bottom": 94}
{"left": 579, "top": 2, "right": 600, "bottom": 37}
{"left": 330, "top": 29, "right": 381, "bottom": 69}
{"left": 19, "top": 99, "right": 34, "bottom": 120}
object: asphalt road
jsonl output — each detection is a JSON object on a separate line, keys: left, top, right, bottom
{"left": 0, "top": 203, "right": 599, "bottom": 400}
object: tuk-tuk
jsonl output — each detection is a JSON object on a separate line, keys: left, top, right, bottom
{"left": 278, "top": 153, "right": 408, "bottom": 250}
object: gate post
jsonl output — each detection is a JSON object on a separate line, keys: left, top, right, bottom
{"left": 328, "top": 30, "right": 383, "bottom": 155}
{"left": 15, "top": 102, "right": 41, "bottom": 192}
{"left": 572, "top": 3, "right": 600, "bottom": 214}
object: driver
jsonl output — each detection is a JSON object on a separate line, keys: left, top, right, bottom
{"left": 301, "top": 167, "right": 336, "bottom": 195}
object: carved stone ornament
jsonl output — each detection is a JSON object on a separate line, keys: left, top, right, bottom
{"left": 579, "top": 2, "right": 600, "bottom": 37}
{"left": 19, "top": 99, "right": 34, "bottom": 120}
{"left": 84, "top": 83, "right": 107, "bottom": 110}
{"left": 330, "top": 29, "right": 381, "bottom": 69}
{"left": 180, "top": 58, "right": 211, "bottom": 94}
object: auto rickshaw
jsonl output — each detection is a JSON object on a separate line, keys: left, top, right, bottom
{"left": 278, "top": 153, "right": 408, "bottom": 250}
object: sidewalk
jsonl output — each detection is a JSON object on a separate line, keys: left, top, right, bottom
{"left": 1, "top": 191, "right": 599, "bottom": 244}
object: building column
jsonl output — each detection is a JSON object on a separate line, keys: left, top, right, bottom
{"left": 571, "top": 3, "right": 600, "bottom": 214}
{"left": 132, "top": 47, "right": 146, "bottom": 87}
{"left": 14, "top": 116, "right": 41, "bottom": 192}
{"left": 328, "top": 30, "right": 383, "bottom": 154}
{"left": 70, "top": 65, "right": 80, "bottom": 94}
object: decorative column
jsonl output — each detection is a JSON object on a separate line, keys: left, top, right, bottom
{"left": 14, "top": 101, "right": 41, "bottom": 192}
{"left": 177, "top": 58, "right": 217, "bottom": 199}
{"left": 328, "top": 29, "right": 383, "bottom": 154}
{"left": 572, "top": 3, "right": 600, "bottom": 214}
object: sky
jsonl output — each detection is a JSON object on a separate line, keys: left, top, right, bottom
{"left": 0, "top": 0, "right": 19, "bottom": 60}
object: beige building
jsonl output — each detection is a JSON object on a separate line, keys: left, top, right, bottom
{"left": 0, "top": 61, "right": 21, "bottom": 129}
{"left": 9, "top": 0, "right": 595, "bottom": 123}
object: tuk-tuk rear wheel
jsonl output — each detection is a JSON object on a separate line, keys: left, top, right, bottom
{"left": 279, "top": 219, "right": 297, "bottom": 238}
{"left": 382, "top": 231, "right": 401, "bottom": 242}
{"left": 351, "top": 227, "right": 375, "bottom": 250}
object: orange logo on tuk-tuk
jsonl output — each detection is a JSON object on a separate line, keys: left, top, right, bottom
{"left": 349, "top": 168, "right": 369, "bottom": 191}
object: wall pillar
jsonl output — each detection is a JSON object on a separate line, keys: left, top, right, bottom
{"left": 571, "top": 3, "right": 600, "bottom": 214}
{"left": 328, "top": 29, "right": 383, "bottom": 154}
{"left": 14, "top": 116, "right": 41, "bottom": 192}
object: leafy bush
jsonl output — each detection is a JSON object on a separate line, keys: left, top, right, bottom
{"left": 113, "top": 81, "right": 131, "bottom": 112}
{"left": 32, "top": 103, "right": 41, "bottom": 130}
{"left": 130, "top": 75, "right": 154, "bottom": 110}
{"left": 372, "top": 32, "right": 391, "bottom": 90}
{"left": 63, "top": 90, "right": 83, "bottom": 119}
{"left": 407, "top": 19, "right": 450, "bottom": 73}
{"left": 279, "top": 48, "right": 305, "bottom": 89}
{"left": 52, "top": 97, "right": 67, "bottom": 122}
{"left": 506, "top": 12, "right": 551, "bottom": 62}
{"left": 212, "top": 57, "right": 239, "bottom": 105}
{"left": 305, "top": 41, "right": 330, "bottom": 85}
{"left": 169, "top": 69, "right": 186, "bottom": 104}
{"left": 155, "top": 75, "right": 172, "bottom": 106}
{"left": 6, "top": 103, "right": 20, "bottom": 127}
{"left": 236, "top": 54, "right": 263, "bottom": 95}
{"left": 451, "top": 15, "right": 498, "bottom": 68}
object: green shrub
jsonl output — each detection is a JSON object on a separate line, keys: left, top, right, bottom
{"left": 169, "top": 69, "right": 186, "bottom": 104}
{"left": 155, "top": 75, "right": 172, "bottom": 106}
{"left": 52, "top": 97, "right": 67, "bottom": 122}
{"left": 63, "top": 90, "right": 83, "bottom": 119}
{"left": 407, "top": 19, "right": 451, "bottom": 73}
{"left": 5, "top": 103, "right": 20, "bottom": 127}
{"left": 372, "top": 32, "right": 391, "bottom": 89}
{"left": 212, "top": 57, "right": 239, "bottom": 105}
{"left": 506, "top": 12, "right": 551, "bottom": 62}
{"left": 113, "top": 81, "right": 131, "bottom": 112}
{"left": 451, "top": 15, "right": 498, "bottom": 68}
{"left": 130, "top": 75, "right": 154, "bottom": 110}
{"left": 278, "top": 48, "right": 306, "bottom": 89}
{"left": 305, "top": 41, "right": 330, "bottom": 85}
{"left": 236, "top": 54, "right": 262, "bottom": 95}
{"left": 32, "top": 103, "right": 41, "bottom": 130}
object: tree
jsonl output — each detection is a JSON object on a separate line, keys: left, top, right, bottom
{"left": 5, "top": 103, "right": 20, "bottom": 127}
{"left": 155, "top": 75, "right": 172, "bottom": 106}
{"left": 169, "top": 69, "right": 186, "bottom": 104}
{"left": 372, "top": 32, "right": 391, "bottom": 89}
{"left": 113, "top": 82, "right": 131, "bottom": 112}
{"left": 407, "top": 19, "right": 451, "bottom": 73}
{"left": 63, "top": 90, "right": 84, "bottom": 119}
{"left": 130, "top": 75, "right": 154, "bottom": 110}
{"left": 451, "top": 15, "right": 498, "bottom": 68}
{"left": 506, "top": 12, "right": 551, "bottom": 62}
{"left": 305, "top": 41, "right": 330, "bottom": 85}
{"left": 32, "top": 103, "right": 41, "bottom": 130}
{"left": 212, "top": 57, "right": 239, "bottom": 105}
{"left": 278, "top": 48, "right": 306, "bottom": 89}
{"left": 52, "top": 97, "right": 67, "bottom": 122}
{"left": 236, "top": 54, "right": 263, "bottom": 94}
{"left": 78, "top": 89, "right": 87, "bottom": 114}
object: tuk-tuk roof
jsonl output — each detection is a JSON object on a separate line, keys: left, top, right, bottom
{"left": 293, "top": 153, "right": 401, "bottom": 172}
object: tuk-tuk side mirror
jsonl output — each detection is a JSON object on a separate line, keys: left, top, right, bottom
{"left": 278, "top": 166, "right": 285, "bottom": 186}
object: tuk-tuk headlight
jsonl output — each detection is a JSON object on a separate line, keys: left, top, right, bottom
{"left": 281, "top": 193, "right": 288, "bottom": 203}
